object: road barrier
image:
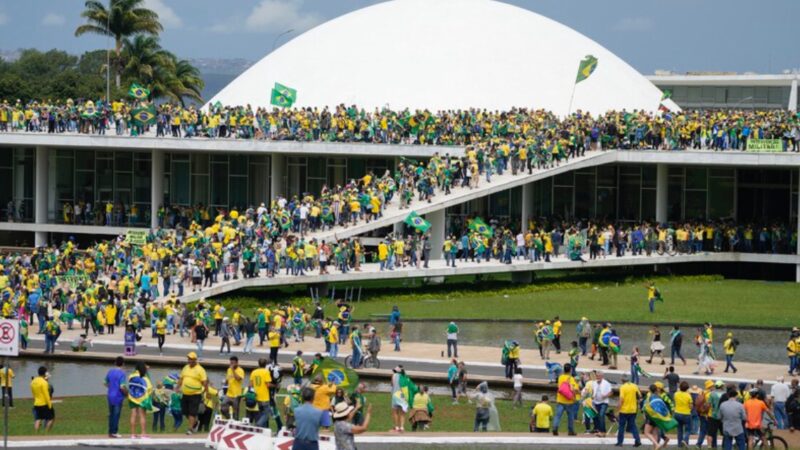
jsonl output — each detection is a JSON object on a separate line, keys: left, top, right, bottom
{"left": 205, "top": 416, "right": 229, "bottom": 448}
{"left": 274, "top": 429, "right": 335, "bottom": 450}
{"left": 213, "top": 418, "right": 272, "bottom": 450}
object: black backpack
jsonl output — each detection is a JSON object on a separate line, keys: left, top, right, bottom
{"left": 195, "top": 324, "right": 207, "bottom": 340}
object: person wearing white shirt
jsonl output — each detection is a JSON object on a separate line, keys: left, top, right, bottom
{"left": 590, "top": 371, "right": 612, "bottom": 435}
{"left": 771, "top": 376, "right": 791, "bottom": 429}
{"left": 512, "top": 368, "right": 523, "bottom": 407}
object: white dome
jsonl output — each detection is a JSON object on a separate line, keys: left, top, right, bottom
{"left": 209, "top": 0, "right": 663, "bottom": 115}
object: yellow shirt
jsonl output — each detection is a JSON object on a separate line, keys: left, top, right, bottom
{"left": 226, "top": 367, "right": 245, "bottom": 398}
{"left": 180, "top": 364, "right": 208, "bottom": 396}
{"left": 312, "top": 383, "right": 336, "bottom": 410}
{"left": 556, "top": 374, "right": 579, "bottom": 404}
{"left": 723, "top": 338, "right": 736, "bottom": 355}
{"left": 327, "top": 326, "right": 339, "bottom": 344}
{"left": 532, "top": 402, "right": 554, "bottom": 429}
{"left": 618, "top": 382, "right": 640, "bottom": 414}
{"left": 31, "top": 376, "right": 51, "bottom": 408}
{"left": 0, "top": 367, "right": 14, "bottom": 387}
{"left": 268, "top": 330, "right": 280, "bottom": 348}
{"left": 674, "top": 391, "right": 693, "bottom": 415}
{"left": 156, "top": 318, "right": 167, "bottom": 336}
{"left": 249, "top": 368, "right": 272, "bottom": 402}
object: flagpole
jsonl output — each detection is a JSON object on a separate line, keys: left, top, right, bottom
{"left": 567, "top": 81, "right": 578, "bottom": 117}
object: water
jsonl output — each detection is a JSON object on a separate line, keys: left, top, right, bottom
{"left": 395, "top": 321, "right": 789, "bottom": 364}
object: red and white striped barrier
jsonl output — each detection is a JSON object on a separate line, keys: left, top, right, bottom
{"left": 205, "top": 416, "right": 229, "bottom": 448}
{"left": 215, "top": 420, "right": 271, "bottom": 450}
{"left": 274, "top": 429, "right": 334, "bottom": 450}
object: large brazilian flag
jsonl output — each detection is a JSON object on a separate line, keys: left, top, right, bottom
{"left": 404, "top": 211, "right": 431, "bottom": 233}
{"left": 575, "top": 55, "right": 598, "bottom": 84}
{"left": 644, "top": 393, "right": 678, "bottom": 432}
{"left": 468, "top": 217, "right": 494, "bottom": 237}
{"left": 312, "top": 358, "right": 359, "bottom": 392}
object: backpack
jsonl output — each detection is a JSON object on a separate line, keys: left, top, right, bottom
{"left": 271, "top": 365, "right": 283, "bottom": 384}
{"left": 694, "top": 393, "right": 710, "bottom": 415}
{"left": 244, "top": 390, "right": 257, "bottom": 408}
{"left": 195, "top": 324, "right": 207, "bottom": 340}
{"left": 558, "top": 380, "right": 575, "bottom": 401}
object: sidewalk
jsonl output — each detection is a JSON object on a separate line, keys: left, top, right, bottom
{"left": 36, "top": 324, "right": 792, "bottom": 385}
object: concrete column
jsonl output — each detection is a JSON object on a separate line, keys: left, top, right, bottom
{"left": 521, "top": 182, "right": 533, "bottom": 231}
{"left": 34, "top": 146, "right": 48, "bottom": 247}
{"left": 270, "top": 154, "right": 285, "bottom": 199}
{"left": 393, "top": 221, "right": 405, "bottom": 238}
{"left": 427, "top": 208, "right": 445, "bottom": 260}
{"left": 655, "top": 164, "right": 668, "bottom": 224}
{"left": 511, "top": 271, "right": 533, "bottom": 284}
{"left": 151, "top": 149, "right": 164, "bottom": 230}
{"left": 789, "top": 77, "right": 798, "bottom": 112}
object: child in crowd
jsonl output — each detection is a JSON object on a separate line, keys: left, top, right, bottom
{"left": 152, "top": 382, "right": 168, "bottom": 432}
{"left": 169, "top": 384, "right": 183, "bottom": 430}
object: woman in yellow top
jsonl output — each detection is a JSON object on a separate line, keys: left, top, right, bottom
{"left": 552, "top": 363, "right": 580, "bottom": 435}
{"left": 673, "top": 381, "right": 693, "bottom": 446}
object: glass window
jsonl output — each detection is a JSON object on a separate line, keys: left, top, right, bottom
{"left": 0, "top": 150, "right": 11, "bottom": 168}
{"left": 192, "top": 153, "right": 208, "bottom": 174}
{"left": 597, "top": 165, "right": 616, "bottom": 187}
{"left": 596, "top": 187, "right": 616, "bottom": 219}
{"left": 75, "top": 172, "right": 94, "bottom": 203}
{"left": 642, "top": 166, "right": 656, "bottom": 188}
{"left": 533, "top": 178, "right": 552, "bottom": 217}
{"left": 489, "top": 191, "right": 511, "bottom": 217}
{"left": 230, "top": 155, "right": 247, "bottom": 176}
{"left": 685, "top": 168, "right": 707, "bottom": 190}
{"left": 641, "top": 189, "right": 656, "bottom": 222}
{"left": 55, "top": 155, "right": 74, "bottom": 201}
{"left": 618, "top": 175, "right": 640, "bottom": 220}
{"left": 171, "top": 161, "right": 190, "bottom": 205}
{"left": 307, "top": 157, "right": 326, "bottom": 179}
{"left": 97, "top": 158, "right": 114, "bottom": 192}
{"left": 553, "top": 186, "right": 573, "bottom": 218}
{"left": 192, "top": 174, "right": 208, "bottom": 205}
{"left": 667, "top": 177, "right": 683, "bottom": 221}
{"left": 348, "top": 158, "right": 365, "bottom": 180}
{"left": 553, "top": 172, "right": 573, "bottom": 187}
{"left": 75, "top": 150, "right": 94, "bottom": 171}
{"left": 210, "top": 164, "right": 228, "bottom": 206}
{"left": 708, "top": 178, "right": 734, "bottom": 219}
{"left": 685, "top": 191, "right": 707, "bottom": 220}
{"left": 230, "top": 177, "right": 247, "bottom": 208}
{"left": 574, "top": 172, "right": 595, "bottom": 218}
{"left": 115, "top": 152, "right": 133, "bottom": 172}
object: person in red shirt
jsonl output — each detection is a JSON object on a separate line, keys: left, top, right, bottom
{"left": 744, "top": 390, "right": 776, "bottom": 449}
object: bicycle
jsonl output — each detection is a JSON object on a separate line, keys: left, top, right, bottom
{"left": 752, "top": 424, "right": 788, "bottom": 450}
{"left": 656, "top": 235, "right": 677, "bottom": 256}
{"left": 344, "top": 352, "right": 381, "bottom": 369}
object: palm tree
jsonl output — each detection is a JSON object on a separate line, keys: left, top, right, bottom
{"left": 167, "top": 59, "right": 205, "bottom": 105}
{"left": 121, "top": 35, "right": 205, "bottom": 105}
{"left": 75, "top": 0, "right": 163, "bottom": 88}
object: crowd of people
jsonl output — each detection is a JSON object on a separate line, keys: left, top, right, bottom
{"left": 3, "top": 99, "right": 800, "bottom": 151}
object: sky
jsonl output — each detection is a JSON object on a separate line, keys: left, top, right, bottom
{"left": 1, "top": 0, "right": 799, "bottom": 74}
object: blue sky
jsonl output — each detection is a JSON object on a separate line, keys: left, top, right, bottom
{"left": 1, "top": 0, "right": 798, "bottom": 74}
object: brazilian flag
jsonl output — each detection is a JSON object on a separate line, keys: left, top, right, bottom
{"left": 312, "top": 358, "right": 359, "bottom": 392}
{"left": 575, "top": 55, "right": 598, "bottom": 83}
{"left": 271, "top": 82, "right": 297, "bottom": 108}
{"left": 321, "top": 205, "right": 334, "bottom": 223}
{"left": 131, "top": 106, "right": 157, "bottom": 126}
{"left": 661, "top": 89, "right": 672, "bottom": 101}
{"left": 128, "top": 83, "right": 150, "bottom": 100}
{"left": 404, "top": 211, "right": 431, "bottom": 233}
{"left": 644, "top": 393, "right": 678, "bottom": 432}
{"left": 278, "top": 211, "right": 292, "bottom": 230}
{"left": 468, "top": 217, "right": 493, "bottom": 237}
{"left": 127, "top": 372, "right": 155, "bottom": 411}
{"left": 393, "top": 373, "right": 419, "bottom": 412}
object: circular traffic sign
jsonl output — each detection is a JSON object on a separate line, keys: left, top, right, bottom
{"left": 0, "top": 322, "right": 15, "bottom": 344}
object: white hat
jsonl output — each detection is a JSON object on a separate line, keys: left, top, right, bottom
{"left": 332, "top": 401, "right": 354, "bottom": 420}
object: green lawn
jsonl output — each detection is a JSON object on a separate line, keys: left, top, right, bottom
{"left": 6, "top": 393, "right": 593, "bottom": 435}
{"left": 215, "top": 274, "right": 800, "bottom": 328}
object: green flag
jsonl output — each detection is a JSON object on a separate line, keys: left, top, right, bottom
{"left": 277, "top": 211, "right": 292, "bottom": 230}
{"left": 393, "top": 373, "right": 419, "bottom": 411}
{"left": 128, "top": 83, "right": 150, "bottom": 100}
{"left": 404, "top": 211, "right": 431, "bottom": 233}
{"left": 661, "top": 89, "right": 672, "bottom": 101}
{"left": 312, "top": 357, "right": 359, "bottom": 392}
{"left": 131, "top": 105, "right": 157, "bottom": 126}
{"left": 271, "top": 82, "right": 297, "bottom": 108}
{"left": 575, "top": 55, "right": 598, "bottom": 83}
{"left": 468, "top": 217, "right": 494, "bottom": 237}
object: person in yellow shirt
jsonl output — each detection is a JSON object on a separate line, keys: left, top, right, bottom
{"left": 673, "top": 382, "right": 693, "bottom": 446}
{"left": 530, "top": 395, "right": 553, "bottom": 432}
{"left": 31, "top": 366, "right": 54, "bottom": 431}
{"left": 722, "top": 332, "right": 738, "bottom": 373}
{"left": 249, "top": 358, "right": 278, "bottom": 428}
{"left": 177, "top": 352, "right": 207, "bottom": 434}
{"left": 552, "top": 317, "right": 563, "bottom": 354}
{"left": 311, "top": 375, "right": 336, "bottom": 411}
{"left": 222, "top": 356, "right": 244, "bottom": 420}
{"left": 615, "top": 374, "right": 642, "bottom": 445}
{"left": 327, "top": 322, "right": 340, "bottom": 358}
{"left": 1, "top": 362, "right": 14, "bottom": 407}
{"left": 155, "top": 313, "right": 167, "bottom": 355}
{"left": 105, "top": 301, "right": 117, "bottom": 334}
{"left": 267, "top": 328, "right": 281, "bottom": 365}
{"left": 552, "top": 363, "right": 580, "bottom": 435}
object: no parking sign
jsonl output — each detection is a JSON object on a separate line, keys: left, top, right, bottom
{"left": 0, "top": 319, "right": 19, "bottom": 357}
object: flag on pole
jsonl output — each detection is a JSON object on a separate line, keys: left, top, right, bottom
{"left": 131, "top": 105, "right": 157, "bottom": 126}
{"left": 311, "top": 358, "right": 359, "bottom": 392}
{"left": 128, "top": 83, "right": 150, "bottom": 99}
{"left": 271, "top": 82, "right": 297, "bottom": 108}
{"left": 660, "top": 89, "right": 672, "bottom": 101}
{"left": 575, "top": 55, "right": 598, "bottom": 83}
{"left": 404, "top": 211, "right": 431, "bottom": 233}
{"left": 468, "top": 217, "right": 494, "bottom": 237}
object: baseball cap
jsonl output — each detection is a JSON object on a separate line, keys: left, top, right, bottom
{"left": 187, "top": 351, "right": 198, "bottom": 360}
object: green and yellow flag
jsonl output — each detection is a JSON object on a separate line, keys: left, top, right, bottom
{"left": 575, "top": 55, "right": 598, "bottom": 83}
{"left": 128, "top": 83, "right": 150, "bottom": 100}
{"left": 404, "top": 211, "right": 431, "bottom": 233}
{"left": 312, "top": 357, "right": 359, "bottom": 392}
{"left": 468, "top": 217, "right": 494, "bottom": 237}
{"left": 661, "top": 89, "right": 672, "bottom": 101}
{"left": 131, "top": 105, "right": 157, "bottom": 126}
{"left": 271, "top": 82, "right": 297, "bottom": 108}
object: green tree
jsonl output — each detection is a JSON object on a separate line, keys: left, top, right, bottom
{"left": 122, "top": 35, "right": 204, "bottom": 105}
{"left": 74, "top": 0, "right": 163, "bottom": 88}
